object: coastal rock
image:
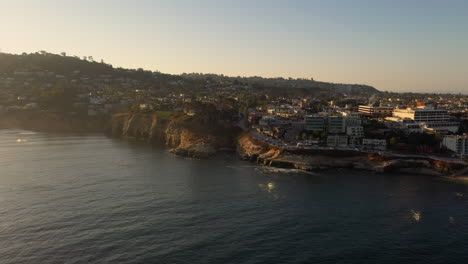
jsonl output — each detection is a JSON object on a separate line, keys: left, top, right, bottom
{"left": 236, "top": 132, "right": 466, "bottom": 176}
{"left": 109, "top": 111, "right": 240, "bottom": 159}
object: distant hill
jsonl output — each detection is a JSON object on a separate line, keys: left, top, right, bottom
{"left": 0, "top": 51, "right": 380, "bottom": 96}
{"left": 0, "top": 52, "right": 176, "bottom": 82}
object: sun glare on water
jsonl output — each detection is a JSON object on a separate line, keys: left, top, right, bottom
{"left": 267, "top": 182, "right": 275, "bottom": 191}
{"left": 411, "top": 210, "right": 422, "bottom": 222}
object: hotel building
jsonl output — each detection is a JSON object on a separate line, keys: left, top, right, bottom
{"left": 392, "top": 107, "right": 459, "bottom": 133}
{"left": 358, "top": 105, "right": 394, "bottom": 117}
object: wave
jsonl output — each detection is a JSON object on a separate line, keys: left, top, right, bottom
{"left": 255, "top": 166, "right": 317, "bottom": 175}
{"left": 0, "top": 129, "right": 37, "bottom": 135}
{"left": 226, "top": 164, "right": 317, "bottom": 175}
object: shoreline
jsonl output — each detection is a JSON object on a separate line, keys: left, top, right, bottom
{"left": 2, "top": 116, "right": 467, "bottom": 177}
{"left": 236, "top": 133, "right": 468, "bottom": 177}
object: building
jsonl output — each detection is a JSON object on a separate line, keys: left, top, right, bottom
{"left": 297, "top": 139, "right": 320, "bottom": 147}
{"left": 345, "top": 118, "right": 362, "bottom": 126}
{"left": 442, "top": 134, "right": 468, "bottom": 157}
{"left": 385, "top": 117, "right": 424, "bottom": 134}
{"left": 259, "top": 115, "right": 289, "bottom": 126}
{"left": 358, "top": 105, "right": 394, "bottom": 117}
{"left": 327, "top": 135, "right": 348, "bottom": 147}
{"left": 392, "top": 107, "right": 459, "bottom": 133}
{"left": 291, "top": 122, "right": 305, "bottom": 131}
{"left": 346, "top": 126, "right": 364, "bottom": 137}
{"left": 393, "top": 107, "right": 450, "bottom": 122}
{"left": 304, "top": 115, "right": 326, "bottom": 131}
{"left": 362, "top": 138, "right": 387, "bottom": 151}
{"left": 349, "top": 136, "right": 361, "bottom": 146}
{"left": 247, "top": 111, "right": 265, "bottom": 124}
{"left": 340, "top": 111, "right": 361, "bottom": 118}
{"left": 328, "top": 115, "right": 346, "bottom": 133}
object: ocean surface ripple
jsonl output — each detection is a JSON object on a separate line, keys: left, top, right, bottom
{"left": 1, "top": 132, "right": 468, "bottom": 264}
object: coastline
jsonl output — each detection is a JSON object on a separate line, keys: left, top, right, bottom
{"left": 236, "top": 133, "right": 468, "bottom": 177}
{"left": 2, "top": 112, "right": 467, "bottom": 177}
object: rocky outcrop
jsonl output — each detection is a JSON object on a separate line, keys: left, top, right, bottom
{"left": 237, "top": 133, "right": 467, "bottom": 176}
{"left": 109, "top": 112, "right": 241, "bottom": 158}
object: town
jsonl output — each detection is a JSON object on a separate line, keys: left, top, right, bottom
{"left": 1, "top": 52, "right": 467, "bottom": 160}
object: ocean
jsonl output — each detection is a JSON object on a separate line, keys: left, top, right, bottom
{"left": 1, "top": 131, "right": 468, "bottom": 264}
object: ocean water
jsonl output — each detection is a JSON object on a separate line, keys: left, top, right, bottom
{"left": 1, "top": 131, "right": 468, "bottom": 264}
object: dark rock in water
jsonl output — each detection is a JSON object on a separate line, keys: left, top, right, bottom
{"left": 269, "top": 159, "right": 295, "bottom": 169}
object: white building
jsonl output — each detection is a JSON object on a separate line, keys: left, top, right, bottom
{"left": 297, "top": 140, "right": 320, "bottom": 147}
{"left": 358, "top": 105, "right": 394, "bottom": 117}
{"left": 392, "top": 107, "right": 459, "bottom": 133}
{"left": 393, "top": 107, "right": 450, "bottom": 122}
{"left": 385, "top": 117, "right": 424, "bottom": 134}
{"left": 327, "top": 135, "right": 348, "bottom": 147}
{"left": 442, "top": 134, "right": 468, "bottom": 157}
{"left": 419, "top": 122, "right": 459, "bottom": 133}
{"left": 362, "top": 138, "right": 387, "bottom": 151}
{"left": 340, "top": 111, "right": 361, "bottom": 118}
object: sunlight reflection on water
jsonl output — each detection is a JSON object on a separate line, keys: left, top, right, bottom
{"left": 411, "top": 210, "right": 422, "bottom": 222}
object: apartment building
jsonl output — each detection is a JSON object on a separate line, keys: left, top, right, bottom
{"left": 358, "top": 105, "right": 394, "bottom": 117}
{"left": 442, "top": 134, "right": 468, "bottom": 157}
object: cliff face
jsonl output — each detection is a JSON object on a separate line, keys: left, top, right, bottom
{"left": 237, "top": 133, "right": 378, "bottom": 171}
{"left": 109, "top": 112, "right": 241, "bottom": 158}
{"left": 237, "top": 133, "right": 467, "bottom": 176}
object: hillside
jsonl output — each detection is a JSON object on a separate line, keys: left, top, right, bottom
{"left": 0, "top": 51, "right": 380, "bottom": 97}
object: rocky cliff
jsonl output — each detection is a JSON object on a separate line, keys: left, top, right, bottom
{"left": 109, "top": 111, "right": 241, "bottom": 158}
{"left": 237, "top": 133, "right": 467, "bottom": 176}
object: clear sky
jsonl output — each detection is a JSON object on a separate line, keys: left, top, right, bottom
{"left": 1, "top": 0, "right": 467, "bottom": 93}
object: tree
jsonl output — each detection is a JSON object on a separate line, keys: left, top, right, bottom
{"left": 390, "top": 137, "right": 399, "bottom": 145}
{"left": 320, "top": 131, "right": 328, "bottom": 139}
{"left": 60, "top": 52, "right": 66, "bottom": 56}
{"left": 40, "top": 81, "right": 77, "bottom": 111}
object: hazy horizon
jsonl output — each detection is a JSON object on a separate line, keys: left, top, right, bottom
{"left": 1, "top": 0, "right": 467, "bottom": 93}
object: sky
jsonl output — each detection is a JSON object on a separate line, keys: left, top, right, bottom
{"left": 0, "top": 0, "right": 467, "bottom": 93}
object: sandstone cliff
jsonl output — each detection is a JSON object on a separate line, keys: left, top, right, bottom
{"left": 109, "top": 111, "right": 241, "bottom": 158}
{"left": 237, "top": 133, "right": 467, "bottom": 176}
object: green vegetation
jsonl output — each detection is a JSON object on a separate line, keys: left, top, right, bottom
{"left": 298, "top": 130, "right": 328, "bottom": 141}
